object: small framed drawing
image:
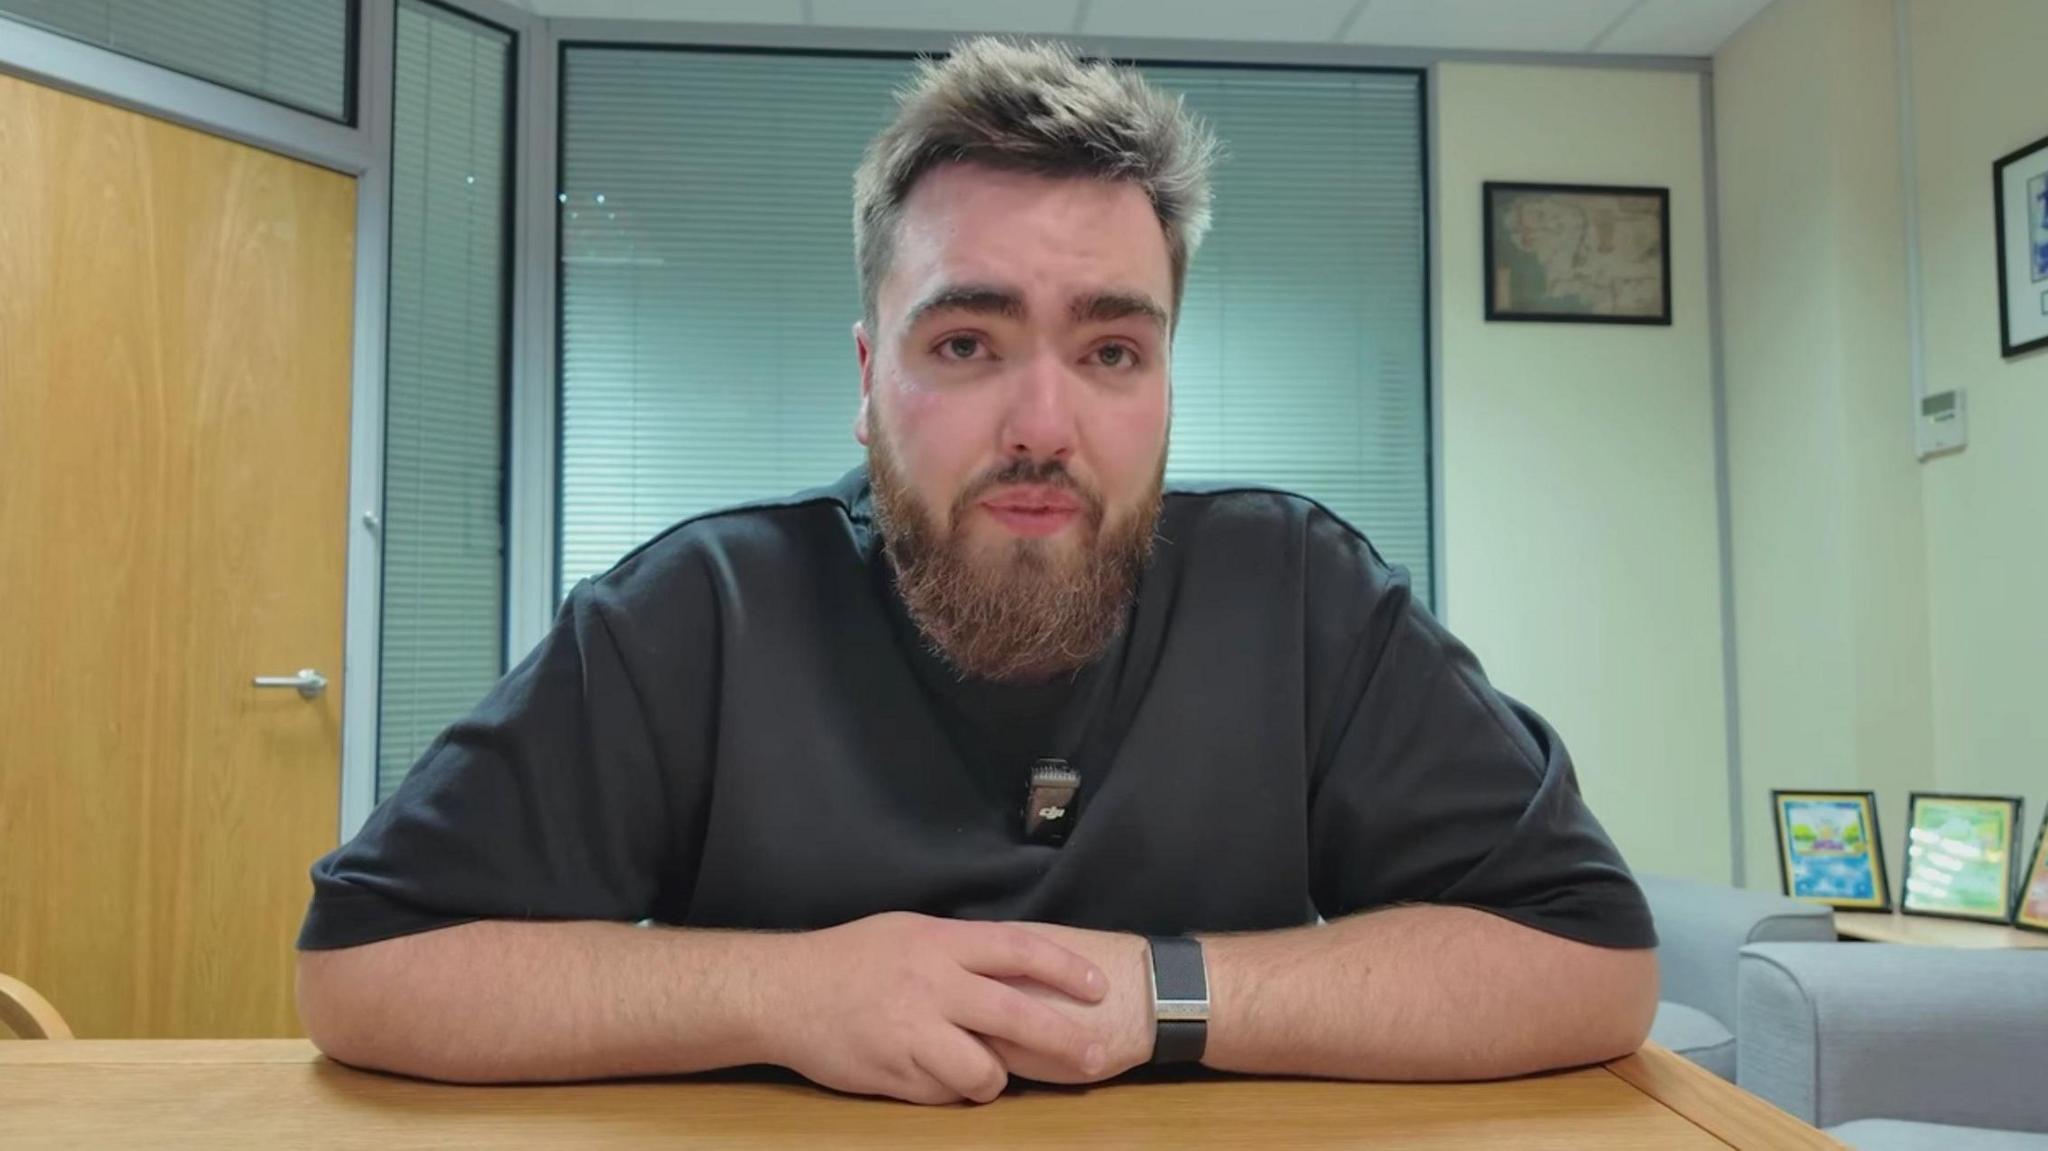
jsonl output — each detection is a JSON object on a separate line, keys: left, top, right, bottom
{"left": 1993, "top": 132, "right": 2048, "bottom": 357}
{"left": 1483, "top": 182, "right": 1671, "bottom": 325}
{"left": 2014, "top": 812, "right": 2048, "bottom": 934}
{"left": 1772, "top": 790, "right": 1890, "bottom": 910}
{"left": 1902, "top": 792, "right": 2023, "bottom": 923}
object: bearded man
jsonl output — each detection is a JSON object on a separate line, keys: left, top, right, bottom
{"left": 296, "top": 38, "right": 1657, "bottom": 1105}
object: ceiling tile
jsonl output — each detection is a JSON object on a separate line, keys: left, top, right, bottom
{"left": 1081, "top": 0, "right": 1361, "bottom": 44}
{"left": 532, "top": 0, "right": 806, "bottom": 21}
{"left": 524, "top": 0, "right": 1763, "bottom": 55}
{"left": 1344, "top": 0, "right": 1641, "bottom": 53}
{"left": 809, "top": 0, "right": 1082, "bottom": 35}
{"left": 1596, "top": 0, "right": 1775, "bottom": 54}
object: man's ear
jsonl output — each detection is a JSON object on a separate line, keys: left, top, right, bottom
{"left": 853, "top": 320, "right": 874, "bottom": 446}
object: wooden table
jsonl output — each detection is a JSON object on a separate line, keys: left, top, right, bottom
{"left": 1835, "top": 911, "right": 2048, "bottom": 949}
{"left": 0, "top": 1040, "right": 1839, "bottom": 1149}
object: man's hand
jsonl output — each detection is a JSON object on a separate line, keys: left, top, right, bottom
{"left": 986, "top": 923, "right": 1154, "bottom": 1084}
{"left": 765, "top": 912, "right": 1113, "bottom": 1105}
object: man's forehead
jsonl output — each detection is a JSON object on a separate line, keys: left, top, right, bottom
{"left": 885, "top": 165, "right": 1173, "bottom": 326}
{"left": 898, "top": 165, "right": 1165, "bottom": 250}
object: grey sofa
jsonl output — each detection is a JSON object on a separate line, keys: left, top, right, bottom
{"left": 1638, "top": 873, "right": 1837, "bottom": 1080}
{"left": 1738, "top": 943, "right": 2048, "bottom": 1150}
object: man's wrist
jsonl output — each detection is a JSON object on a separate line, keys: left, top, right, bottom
{"left": 718, "top": 929, "right": 806, "bottom": 1070}
{"left": 1117, "top": 933, "right": 1157, "bottom": 1069}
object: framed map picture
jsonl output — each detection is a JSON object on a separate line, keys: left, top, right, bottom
{"left": 1902, "top": 792, "right": 2023, "bottom": 923}
{"left": 1992, "top": 131, "right": 2048, "bottom": 357}
{"left": 2015, "top": 812, "right": 2048, "bottom": 933}
{"left": 1772, "top": 790, "right": 1890, "bottom": 910}
{"left": 1484, "top": 182, "right": 1671, "bottom": 325}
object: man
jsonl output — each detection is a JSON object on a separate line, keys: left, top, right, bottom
{"left": 297, "top": 38, "right": 1657, "bottom": 1106}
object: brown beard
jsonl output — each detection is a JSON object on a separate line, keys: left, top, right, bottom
{"left": 868, "top": 426, "right": 1163, "bottom": 684}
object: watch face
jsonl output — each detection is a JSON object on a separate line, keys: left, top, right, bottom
{"left": 1149, "top": 936, "right": 1209, "bottom": 1007}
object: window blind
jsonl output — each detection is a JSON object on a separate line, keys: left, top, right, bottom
{"left": 376, "top": 0, "right": 511, "bottom": 801}
{"left": 1149, "top": 65, "right": 1432, "bottom": 601}
{"left": 0, "top": 0, "right": 353, "bottom": 122}
{"left": 558, "top": 50, "right": 903, "bottom": 589}
{"left": 558, "top": 50, "right": 1431, "bottom": 606}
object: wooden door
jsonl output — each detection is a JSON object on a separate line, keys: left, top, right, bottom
{"left": 0, "top": 71, "right": 355, "bottom": 1038}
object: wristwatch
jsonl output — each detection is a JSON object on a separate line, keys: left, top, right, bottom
{"left": 1145, "top": 936, "right": 1209, "bottom": 1065}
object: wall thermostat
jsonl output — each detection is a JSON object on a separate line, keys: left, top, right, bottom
{"left": 1919, "top": 388, "right": 1966, "bottom": 456}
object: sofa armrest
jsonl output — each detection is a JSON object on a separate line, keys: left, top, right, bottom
{"left": 1639, "top": 874, "right": 1835, "bottom": 1026}
{"left": 1736, "top": 942, "right": 2048, "bottom": 1132}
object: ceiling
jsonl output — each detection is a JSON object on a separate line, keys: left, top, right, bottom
{"left": 513, "top": 0, "right": 1778, "bottom": 57}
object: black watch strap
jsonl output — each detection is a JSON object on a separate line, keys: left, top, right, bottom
{"left": 1147, "top": 936, "right": 1209, "bottom": 1065}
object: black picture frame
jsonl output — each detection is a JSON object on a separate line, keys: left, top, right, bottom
{"left": 1900, "top": 791, "right": 2024, "bottom": 925}
{"left": 1992, "top": 131, "right": 2048, "bottom": 358}
{"left": 1482, "top": 181, "right": 1672, "bottom": 326}
{"left": 2013, "top": 810, "right": 2048, "bottom": 934}
{"left": 1770, "top": 789, "right": 1891, "bottom": 911}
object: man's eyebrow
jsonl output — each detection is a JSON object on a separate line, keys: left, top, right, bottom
{"left": 1071, "top": 291, "right": 1170, "bottom": 333}
{"left": 903, "top": 284, "right": 1026, "bottom": 329}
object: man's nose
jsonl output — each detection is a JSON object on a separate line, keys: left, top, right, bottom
{"left": 997, "top": 348, "right": 1078, "bottom": 462}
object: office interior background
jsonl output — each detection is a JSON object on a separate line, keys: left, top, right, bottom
{"left": 2, "top": 0, "right": 2043, "bottom": 1056}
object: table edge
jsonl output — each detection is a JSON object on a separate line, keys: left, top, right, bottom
{"left": 0, "top": 1035, "right": 1849, "bottom": 1151}
{"left": 1833, "top": 911, "right": 2048, "bottom": 948}
{"left": 0, "top": 1039, "right": 322, "bottom": 1065}
{"left": 1605, "top": 1042, "right": 1845, "bottom": 1150}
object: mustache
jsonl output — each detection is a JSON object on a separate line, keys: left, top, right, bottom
{"left": 953, "top": 458, "right": 1105, "bottom": 522}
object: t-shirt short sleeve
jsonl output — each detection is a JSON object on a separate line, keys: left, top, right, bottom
{"left": 298, "top": 580, "right": 683, "bottom": 951}
{"left": 1302, "top": 512, "right": 1656, "bottom": 950}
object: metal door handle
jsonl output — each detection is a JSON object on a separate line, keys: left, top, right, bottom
{"left": 252, "top": 669, "right": 327, "bottom": 700}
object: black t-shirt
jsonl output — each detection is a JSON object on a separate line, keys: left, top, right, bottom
{"left": 300, "top": 468, "right": 1655, "bottom": 951}
{"left": 882, "top": 554, "right": 1120, "bottom": 823}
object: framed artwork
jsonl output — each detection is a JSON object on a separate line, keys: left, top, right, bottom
{"left": 2014, "top": 811, "right": 2048, "bottom": 934}
{"left": 1483, "top": 181, "right": 1671, "bottom": 325}
{"left": 1772, "top": 790, "right": 1890, "bottom": 911}
{"left": 1993, "top": 131, "right": 2048, "bottom": 357}
{"left": 1902, "top": 792, "right": 2023, "bottom": 923}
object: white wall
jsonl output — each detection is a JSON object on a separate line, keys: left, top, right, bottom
{"left": 1713, "top": 0, "right": 1933, "bottom": 892}
{"left": 1906, "top": 0, "right": 2048, "bottom": 843}
{"left": 1437, "top": 63, "right": 1732, "bottom": 883}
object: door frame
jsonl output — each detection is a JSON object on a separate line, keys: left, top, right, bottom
{"left": 0, "top": 0, "right": 537, "bottom": 840}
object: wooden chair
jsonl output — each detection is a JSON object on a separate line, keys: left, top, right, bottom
{"left": 0, "top": 972, "right": 73, "bottom": 1039}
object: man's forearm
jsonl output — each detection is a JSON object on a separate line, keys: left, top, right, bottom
{"left": 1201, "top": 905, "right": 1658, "bottom": 1081}
{"left": 297, "top": 920, "right": 779, "bottom": 1083}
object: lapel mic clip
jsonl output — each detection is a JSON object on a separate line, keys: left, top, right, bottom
{"left": 1023, "top": 758, "right": 1080, "bottom": 845}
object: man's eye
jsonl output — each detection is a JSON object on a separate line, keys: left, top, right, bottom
{"left": 1091, "top": 343, "right": 1140, "bottom": 369}
{"left": 937, "top": 336, "right": 985, "bottom": 360}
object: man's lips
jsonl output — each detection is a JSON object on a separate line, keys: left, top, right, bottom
{"left": 978, "top": 486, "right": 1084, "bottom": 537}
{"left": 981, "top": 485, "right": 1082, "bottom": 514}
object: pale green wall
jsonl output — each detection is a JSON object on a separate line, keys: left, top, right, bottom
{"left": 1714, "top": 0, "right": 1934, "bottom": 892}
{"left": 1907, "top": 0, "right": 2048, "bottom": 845}
{"left": 1438, "top": 63, "right": 1732, "bottom": 883}
{"left": 1716, "top": 0, "right": 2047, "bottom": 894}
